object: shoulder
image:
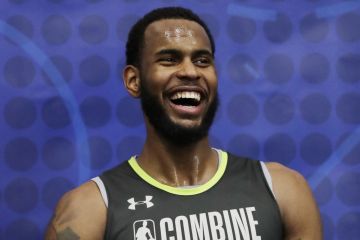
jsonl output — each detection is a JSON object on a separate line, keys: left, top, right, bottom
{"left": 265, "top": 162, "right": 307, "bottom": 190}
{"left": 265, "top": 162, "right": 322, "bottom": 239}
{"left": 265, "top": 161, "right": 313, "bottom": 210}
{"left": 45, "top": 180, "right": 107, "bottom": 240}
{"left": 57, "top": 180, "right": 106, "bottom": 216}
{"left": 264, "top": 162, "right": 311, "bottom": 216}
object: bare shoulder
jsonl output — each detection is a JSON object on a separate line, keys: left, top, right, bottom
{"left": 265, "top": 162, "right": 315, "bottom": 206}
{"left": 45, "top": 181, "right": 107, "bottom": 240}
{"left": 265, "top": 162, "right": 307, "bottom": 189}
{"left": 265, "top": 162, "right": 322, "bottom": 240}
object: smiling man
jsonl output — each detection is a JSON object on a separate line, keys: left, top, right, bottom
{"left": 46, "top": 7, "right": 322, "bottom": 240}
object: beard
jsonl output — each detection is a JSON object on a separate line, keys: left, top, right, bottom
{"left": 139, "top": 80, "right": 219, "bottom": 146}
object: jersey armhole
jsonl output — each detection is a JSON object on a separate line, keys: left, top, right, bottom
{"left": 260, "top": 161, "right": 277, "bottom": 200}
{"left": 91, "top": 176, "right": 108, "bottom": 208}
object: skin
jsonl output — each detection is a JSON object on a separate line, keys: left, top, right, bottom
{"left": 129, "top": 19, "right": 219, "bottom": 186}
{"left": 45, "top": 19, "right": 322, "bottom": 239}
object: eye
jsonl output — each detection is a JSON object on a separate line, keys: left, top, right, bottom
{"left": 158, "top": 56, "right": 178, "bottom": 65}
{"left": 164, "top": 57, "right": 176, "bottom": 62}
{"left": 194, "top": 57, "right": 212, "bottom": 67}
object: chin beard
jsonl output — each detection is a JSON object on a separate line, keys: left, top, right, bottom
{"left": 139, "top": 81, "right": 219, "bottom": 146}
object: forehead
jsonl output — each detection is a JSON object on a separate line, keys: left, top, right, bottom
{"left": 143, "top": 19, "right": 212, "bottom": 52}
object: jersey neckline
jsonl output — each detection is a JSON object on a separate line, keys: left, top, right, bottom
{"left": 127, "top": 150, "right": 228, "bottom": 196}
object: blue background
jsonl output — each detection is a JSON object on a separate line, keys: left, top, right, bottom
{"left": 1, "top": 0, "right": 360, "bottom": 239}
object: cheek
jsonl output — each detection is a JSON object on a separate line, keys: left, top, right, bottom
{"left": 146, "top": 68, "right": 173, "bottom": 88}
{"left": 205, "top": 70, "right": 218, "bottom": 89}
{"left": 141, "top": 72, "right": 169, "bottom": 99}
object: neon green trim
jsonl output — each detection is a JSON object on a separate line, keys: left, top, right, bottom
{"left": 128, "top": 150, "right": 228, "bottom": 195}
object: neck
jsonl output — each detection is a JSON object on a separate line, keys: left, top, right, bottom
{"left": 137, "top": 124, "right": 218, "bottom": 187}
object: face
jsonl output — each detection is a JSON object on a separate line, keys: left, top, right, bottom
{"left": 139, "top": 19, "right": 218, "bottom": 145}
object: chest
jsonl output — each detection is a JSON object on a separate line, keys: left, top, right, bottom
{"left": 104, "top": 172, "right": 283, "bottom": 240}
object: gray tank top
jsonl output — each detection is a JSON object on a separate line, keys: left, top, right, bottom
{"left": 96, "top": 150, "right": 283, "bottom": 240}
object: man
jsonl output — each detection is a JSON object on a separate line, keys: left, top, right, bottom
{"left": 46, "top": 7, "right": 322, "bottom": 239}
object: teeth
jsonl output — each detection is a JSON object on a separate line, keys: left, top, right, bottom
{"left": 171, "top": 91, "right": 201, "bottom": 101}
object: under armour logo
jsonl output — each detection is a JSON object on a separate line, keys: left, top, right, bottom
{"left": 128, "top": 195, "right": 154, "bottom": 210}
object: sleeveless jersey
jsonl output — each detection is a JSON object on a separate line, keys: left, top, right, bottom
{"left": 96, "top": 150, "right": 283, "bottom": 240}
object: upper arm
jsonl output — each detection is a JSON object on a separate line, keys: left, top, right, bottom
{"left": 266, "top": 162, "right": 322, "bottom": 240}
{"left": 45, "top": 181, "right": 107, "bottom": 240}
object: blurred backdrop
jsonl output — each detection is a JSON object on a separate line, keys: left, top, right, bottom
{"left": 1, "top": 0, "right": 360, "bottom": 239}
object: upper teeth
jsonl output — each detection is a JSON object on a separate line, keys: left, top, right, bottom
{"left": 171, "top": 91, "right": 201, "bottom": 101}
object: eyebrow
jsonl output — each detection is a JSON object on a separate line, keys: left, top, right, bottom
{"left": 155, "top": 49, "right": 213, "bottom": 58}
{"left": 193, "top": 49, "right": 214, "bottom": 58}
{"left": 155, "top": 49, "right": 182, "bottom": 57}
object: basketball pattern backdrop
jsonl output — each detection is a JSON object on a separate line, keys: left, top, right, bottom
{"left": 0, "top": 0, "right": 359, "bottom": 239}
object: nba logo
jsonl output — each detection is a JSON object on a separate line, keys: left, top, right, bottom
{"left": 133, "top": 219, "right": 156, "bottom": 240}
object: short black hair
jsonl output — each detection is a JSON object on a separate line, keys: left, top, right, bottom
{"left": 126, "top": 6, "right": 215, "bottom": 67}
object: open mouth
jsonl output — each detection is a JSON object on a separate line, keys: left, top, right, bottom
{"left": 169, "top": 91, "right": 201, "bottom": 107}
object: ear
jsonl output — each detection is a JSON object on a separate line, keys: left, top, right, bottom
{"left": 123, "top": 65, "right": 141, "bottom": 98}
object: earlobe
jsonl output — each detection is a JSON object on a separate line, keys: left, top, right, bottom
{"left": 123, "top": 65, "right": 141, "bottom": 98}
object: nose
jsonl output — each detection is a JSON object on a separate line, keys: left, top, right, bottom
{"left": 176, "top": 58, "right": 200, "bottom": 80}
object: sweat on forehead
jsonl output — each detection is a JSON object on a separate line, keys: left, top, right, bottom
{"left": 125, "top": 7, "right": 216, "bottom": 67}
{"left": 144, "top": 19, "right": 205, "bottom": 40}
{"left": 164, "top": 26, "right": 194, "bottom": 38}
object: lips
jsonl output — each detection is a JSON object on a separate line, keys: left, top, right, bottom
{"left": 165, "top": 86, "right": 207, "bottom": 117}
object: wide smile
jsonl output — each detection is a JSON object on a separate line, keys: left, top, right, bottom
{"left": 165, "top": 87, "right": 207, "bottom": 118}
